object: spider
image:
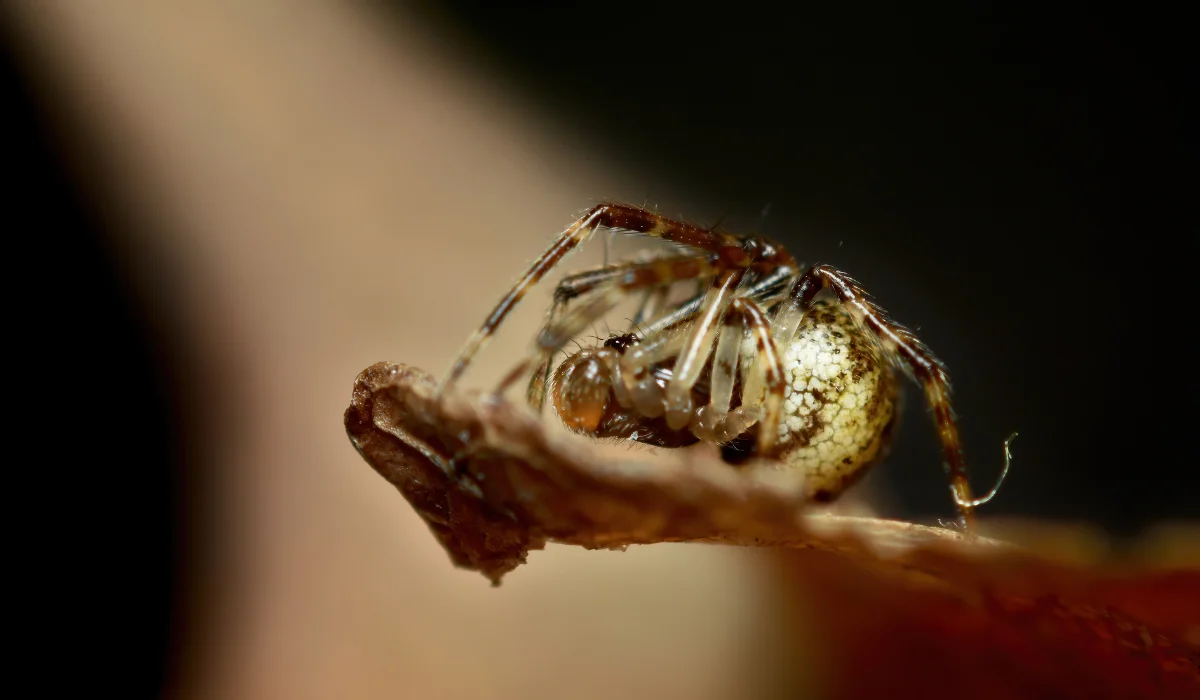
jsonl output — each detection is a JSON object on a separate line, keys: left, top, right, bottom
{"left": 438, "top": 202, "right": 1015, "bottom": 529}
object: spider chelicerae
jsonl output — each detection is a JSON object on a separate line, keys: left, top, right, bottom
{"left": 438, "top": 202, "right": 1015, "bottom": 528}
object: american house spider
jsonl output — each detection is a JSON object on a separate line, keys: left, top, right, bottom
{"left": 438, "top": 202, "right": 1015, "bottom": 528}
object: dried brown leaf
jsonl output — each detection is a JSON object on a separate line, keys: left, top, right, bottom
{"left": 346, "top": 362, "right": 1020, "bottom": 584}
{"left": 346, "top": 362, "right": 1200, "bottom": 698}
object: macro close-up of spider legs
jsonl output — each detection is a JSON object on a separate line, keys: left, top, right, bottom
{"left": 438, "top": 202, "right": 1014, "bottom": 529}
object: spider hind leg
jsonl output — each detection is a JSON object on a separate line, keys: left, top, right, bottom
{"left": 777, "top": 263, "right": 1014, "bottom": 528}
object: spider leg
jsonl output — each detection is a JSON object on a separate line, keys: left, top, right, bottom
{"left": 550, "top": 255, "right": 720, "bottom": 307}
{"left": 440, "top": 207, "right": 606, "bottom": 394}
{"left": 730, "top": 298, "right": 787, "bottom": 455}
{"left": 617, "top": 317, "right": 693, "bottom": 418}
{"left": 440, "top": 202, "right": 794, "bottom": 394}
{"left": 631, "top": 286, "right": 671, "bottom": 328}
{"left": 620, "top": 267, "right": 794, "bottom": 423}
{"left": 660, "top": 270, "right": 746, "bottom": 430}
{"left": 525, "top": 254, "right": 720, "bottom": 409}
{"left": 779, "top": 263, "right": 1013, "bottom": 529}
{"left": 548, "top": 279, "right": 668, "bottom": 407}
{"left": 505, "top": 254, "right": 728, "bottom": 404}
{"left": 499, "top": 282, "right": 626, "bottom": 394}
{"left": 692, "top": 307, "right": 744, "bottom": 441}
{"left": 692, "top": 297, "right": 786, "bottom": 454}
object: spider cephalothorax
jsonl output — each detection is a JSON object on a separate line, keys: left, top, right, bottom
{"left": 439, "top": 202, "right": 1014, "bottom": 528}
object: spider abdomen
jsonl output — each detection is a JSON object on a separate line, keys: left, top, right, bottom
{"left": 760, "top": 301, "right": 899, "bottom": 501}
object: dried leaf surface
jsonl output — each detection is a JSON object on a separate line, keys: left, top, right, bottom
{"left": 345, "top": 361, "right": 1199, "bottom": 697}
{"left": 345, "top": 362, "right": 1013, "bottom": 581}
{"left": 349, "top": 363, "right": 778, "bottom": 579}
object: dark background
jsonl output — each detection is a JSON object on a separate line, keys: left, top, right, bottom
{"left": 3, "top": 19, "right": 179, "bottom": 700}
{"left": 3, "top": 5, "right": 1192, "bottom": 698}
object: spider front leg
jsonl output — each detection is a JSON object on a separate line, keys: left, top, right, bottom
{"left": 440, "top": 202, "right": 793, "bottom": 395}
{"left": 778, "top": 264, "right": 1015, "bottom": 529}
{"left": 440, "top": 206, "right": 605, "bottom": 395}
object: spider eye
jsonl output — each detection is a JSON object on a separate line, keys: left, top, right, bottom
{"left": 741, "top": 237, "right": 763, "bottom": 255}
{"left": 603, "top": 333, "right": 640, "bottom": 354}
{"left": 740, "top": 236, "right": 780, "bottom": 262}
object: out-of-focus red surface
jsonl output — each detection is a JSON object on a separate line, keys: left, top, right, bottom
{"left": 776, "top": 550, "right": 1200, "bottom": 699}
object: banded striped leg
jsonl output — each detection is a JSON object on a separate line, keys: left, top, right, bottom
{"left": 440, "top": 202, "right": 790, "bottom": 395}
{"left": 525, "top": 254, "right": 720, "bottom": 409}
{"left": 780, "top": 263, "right": 1016, "bottom": 528}
{"left": 440, "top": 207, "right": 605, "bottom": 395}
{"left": 692, "top": 298, "right": 787, "bottom": 455}
{"left": 550, "top": 253, "right": 719, "bottom": 308}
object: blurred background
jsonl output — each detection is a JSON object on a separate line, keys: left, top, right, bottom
{"left": 3, "top": 3, "right": 1192, "bottom": 699}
